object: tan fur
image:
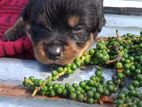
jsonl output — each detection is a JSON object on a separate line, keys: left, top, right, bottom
{"left": 68, "top": 16, "right": 80, "bottom": 27}
{"left": 33, "top": 33, "right": 95, "bottom": 65}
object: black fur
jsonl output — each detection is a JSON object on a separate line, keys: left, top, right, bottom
{"left": 22, "top": 0, "right": 105, "bottom": 45}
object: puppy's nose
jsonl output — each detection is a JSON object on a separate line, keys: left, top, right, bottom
{"left": 47, "top": 45, "right": 62, "bottom": 60}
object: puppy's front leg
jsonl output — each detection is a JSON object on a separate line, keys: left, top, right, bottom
{"left": 3, "top": 17, "right": 26, "bottom": 41}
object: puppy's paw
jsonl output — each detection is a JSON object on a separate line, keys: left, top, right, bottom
{"left": 3, "top": 27, "right": 25, "bottom": 41}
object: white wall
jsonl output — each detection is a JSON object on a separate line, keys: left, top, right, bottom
{"left": 104, "top": 0, "right": 142, "bottom": 8}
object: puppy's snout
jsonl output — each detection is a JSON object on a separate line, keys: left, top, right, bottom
{"left": 46, "top": 45, "right": 63, "bottom": 60}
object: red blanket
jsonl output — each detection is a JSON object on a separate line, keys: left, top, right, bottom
{"left": 0, "top": 0, "right": 34, "bottom": 59}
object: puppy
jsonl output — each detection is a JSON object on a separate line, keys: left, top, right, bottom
{"left": 3, "top": 0, "right": 105, "bottom": 65}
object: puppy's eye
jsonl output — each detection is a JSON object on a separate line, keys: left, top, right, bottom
{"left": 72, "top": 26, "right": 83, "bottom": 33}
{"left": 37, "top": 24, "right": 51, "bottom": 31}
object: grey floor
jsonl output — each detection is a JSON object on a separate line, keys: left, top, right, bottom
{"left": 0, "top": 14, "right": 142, "bottom": 107}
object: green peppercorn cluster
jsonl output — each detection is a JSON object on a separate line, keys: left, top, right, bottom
{"left": 23, "top": 31, "right": 142, "bottom": 106}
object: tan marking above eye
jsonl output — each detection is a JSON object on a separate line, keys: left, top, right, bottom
{"left": 68, "top": 16, "right": 80, "bottom": 27}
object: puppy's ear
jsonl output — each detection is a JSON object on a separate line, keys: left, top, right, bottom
{"left": 97, "top": 0, "right": 106, "bottom": 33}
{"left": 97, "top": 15, "right": 106, "bottom": 33}
{"left": 21, "top": 1, "right": 33, "bottom": 21}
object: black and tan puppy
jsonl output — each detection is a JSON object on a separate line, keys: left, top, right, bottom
{"left": 4, "top": 0, "right": 105, "bottom": 65}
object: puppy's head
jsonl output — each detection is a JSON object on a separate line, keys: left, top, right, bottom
{"left": 23, "top": 0, "right": 105, "bottom": 65}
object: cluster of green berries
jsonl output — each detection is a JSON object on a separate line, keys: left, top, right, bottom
{"left": 115, "top": 89, "right": 142, "bottom": 107}
{"left": 93, "top": 40, "right": 110, "bottom": 65}
{"left": 23, "top": 31, "right": 142, "bottom": 106}
{"left": 24, "top": 68, "right": 119, "bottom": 104}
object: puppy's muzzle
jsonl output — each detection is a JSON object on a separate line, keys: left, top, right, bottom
{"left": 45, "top": 45, "right": 63, "bottom": 60}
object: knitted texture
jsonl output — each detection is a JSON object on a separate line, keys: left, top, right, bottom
{"left": 0, "top": 0, "right": 34, "bottom": 59}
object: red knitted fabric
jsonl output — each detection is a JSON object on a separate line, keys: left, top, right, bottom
{"left": 0, "top": 0, "right": 34, "bottom": 59}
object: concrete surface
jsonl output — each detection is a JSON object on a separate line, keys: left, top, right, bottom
{"left": 0, "top": 96, "right": 111, "bottom": 107}
{"left": 104, "top": 0, "right": 142, "bottom": 16}
{"left": 0, "top": 14, "right": 142, "bottom": 107}
{"left": 99, "top": 14, "right": 142, "bottom": 37}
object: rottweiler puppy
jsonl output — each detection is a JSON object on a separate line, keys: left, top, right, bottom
{"left": 3, "top": 0, "right": 105, "bottom": 65}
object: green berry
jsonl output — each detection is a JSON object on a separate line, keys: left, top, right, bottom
{"left": 128, "top": 85, "right": 135, "bottom": 91}
{"left": 87, "top": 80, "right": 95, "bottom": 86}
{"left": 115, "top": 62, "right": 123, "bottom": 69}
{"left": 97, "top": 87, "right": 104, "bottom": 94}
{"left": 65, "top": 83, "right": 71, "bottom": 88}
{"left": 51, "top": 71, "right": 58, "bottom": 76}
{"left": 117, "top": 73, "right": 124, "bottom": 79}
{"left": 76, "top": 87, "right": 83, "bottom": 92}
{"left": 52, "top": 76, "right": 58, "bottom": 81}
{"left": 87, "top": 98, "right": 94, "bottom": 104}
{"left": 41, "top": 86, "right": 48, "bottom": 93}
{"left": 84, "top": 58, "right": 90, "bottom": 64}
{"left": 140, "top": 31, "right": 142, "bottom": 36}
{"left": 95, "top": 70, "right": 103, "bottom": 77}
{"left": 130, "top": 65, "right": 136, "bottom": 71}
{"left": 56, "top": 88, "right": 63, "bottom": 95}
{"left": 129, "top": 104, "right": 137, "bottom": 107}
{"left": 118, "top": 93, "right": 126, "bottom": 99}
{"left": 89, "top": 49, "right": 95, "bottom": 56}
{"left": 74, "top": 60, "right": 81, "bottom": 67}
{"left": 137, "top": 101, "right": 142, "bottom": 107}
{"left": 108, "top": 85, "right": 115, "bottom": 93}
{"left": 115, "top": 99, "right": 124, "bottom": 105}
{"left": 103, "top": 88, "right": 110, "bottom": 96}
{"left": 94, "top": 93, "right": 100, "bottom": 99}
{"left": 139, "top": 81, "right": 142, "bottom": 87}
{"left": 93, "top": 59, "right": 98, "bottom": 65}
{"left": 103, "top": 54, "right": 110, "bottom": 62}
{"left": 72, "top": 83, "right": 78, "bottom": 88}
{"left": 70, "top": 93, "right": 77, "bottom": 100}
{"left": 29, "top": 76, "right": 35, "bottom": 82}
{"left": 63, "top": 89, "right": 68, "bottom": 96}
{"left": 137, "top": 74, "right": 142, "bottom": 81}
{"left": 84, "top": 85, "right": 90, "bottom": 91}
{"left": 66, "top": 69, "right": 74, "bottom": 74}
{"left": 129, "top": 90, "right": 137, "bottom": 97}
{"left": 79, "top": 81, "right": 86, "bottom": 88}
{"left": 125, "top": 59, "right": 131, "bottom": 64}
{"left": 77, "top": 94, "right": 84, "bottom": 102}
{"left": 129, "top": 56, "right": 134, "bottom": 61}
{"left": 114, "top": 79, "right": 122, "bottom": 85}
{"left": 124, "top": 69, "right": 131, "bottom": 76}
{"left": 68, "top": 87, "right": 75, "bottom": 93}
{"left": 135, "top": 69, "right": 141, "bottom": 74}
{"left": 132, "top": 80, "right": 139, "bottom": 87}
{"left": 87, "top": 90, "right": 94, "bottom": 98}
{"left": 90, "top": 87, "right": 96, "bottom": 93}
{"left": 38, "top": 79, "right": 44, "bottom": 86}
{"left": 106, "top": 80, "right": 114, "bottom": 85}
{"left": 57, "top": 67, "right": 64, "bottom": 73}
{"left": 70, "top": 63, "right": 77, "bottom": 70}
{"left": 53, "top": 83, "right": 59, "bottom": 90}
{"left": 50, "top": 90, "right": 56, "bottom": 97}
{"left": 124, "top": 64, "right": 131, "bottom": 69}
